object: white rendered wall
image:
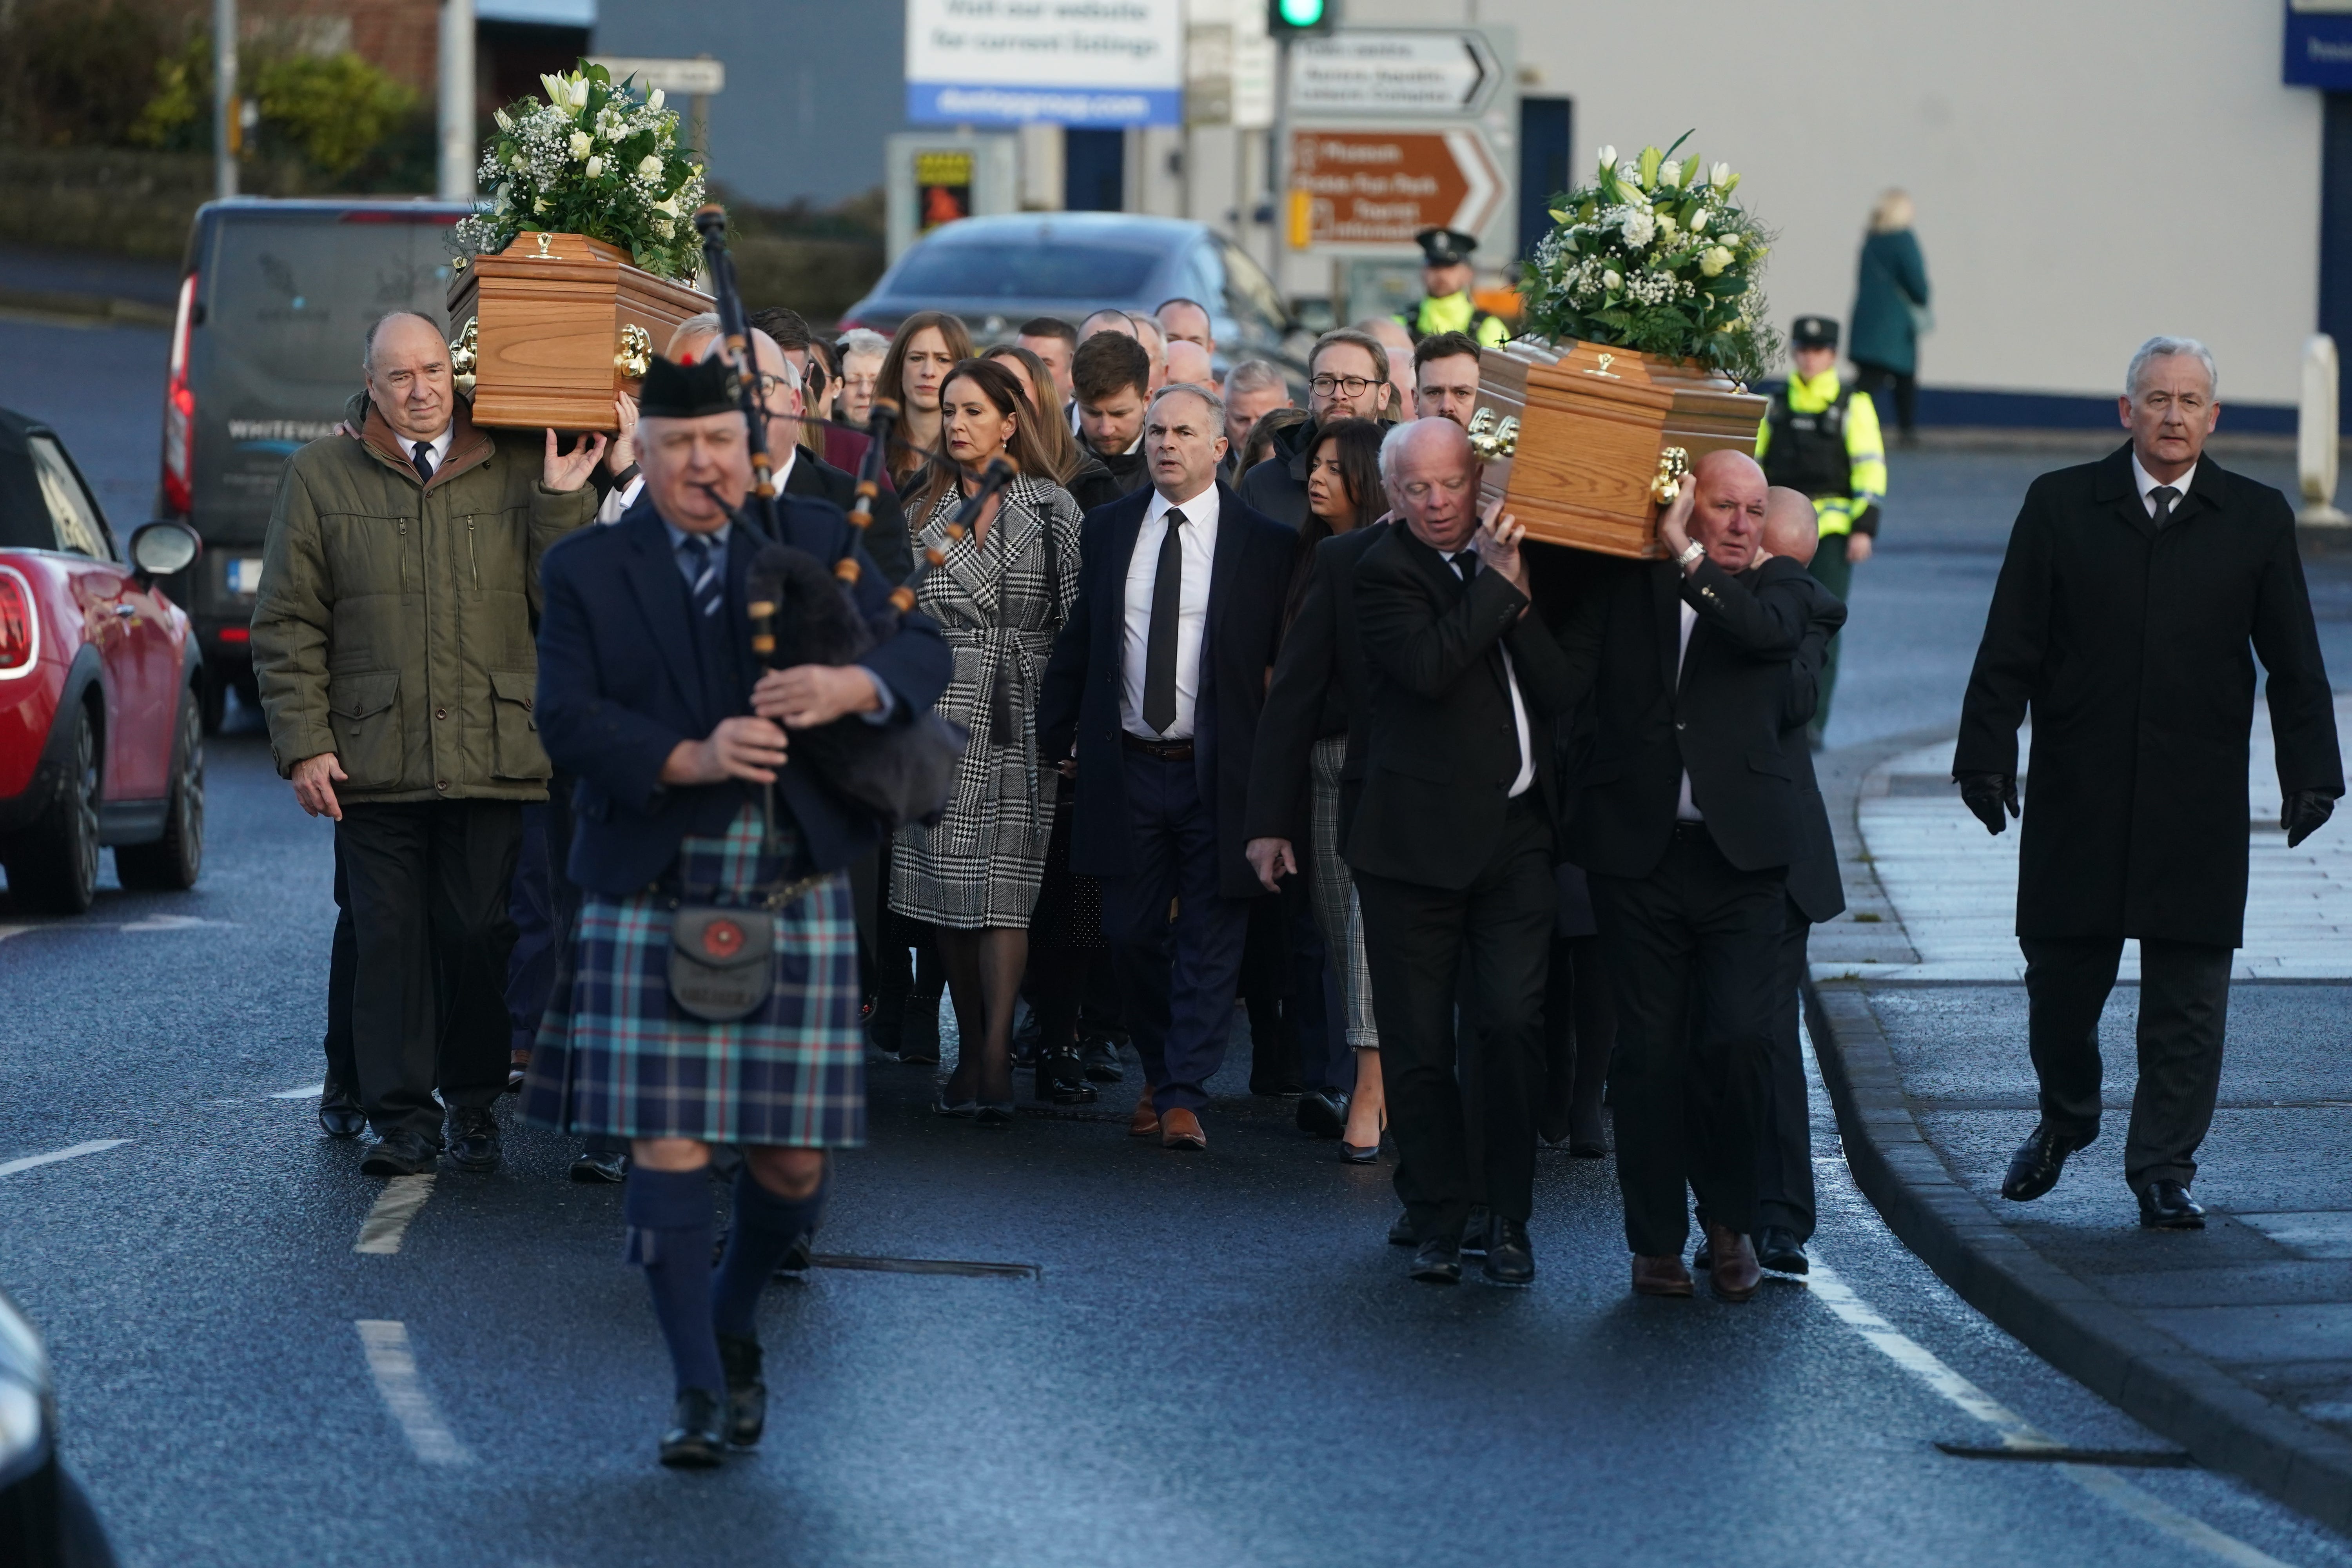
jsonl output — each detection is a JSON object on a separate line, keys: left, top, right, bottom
{"left": 1334, "top": 0, "right": 2320, "bottom": 405}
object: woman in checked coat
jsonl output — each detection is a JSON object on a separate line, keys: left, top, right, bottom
{"left": 889, "top": 358, "right": 1085, "bottom": 1124}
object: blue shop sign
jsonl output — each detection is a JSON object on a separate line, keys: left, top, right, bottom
{"left": 2287, "top": 1, "right": 2352, "bottom": 89}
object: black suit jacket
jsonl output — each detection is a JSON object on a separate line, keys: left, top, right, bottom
{"left": 1038, "top": 480, "right": 1295, "bottom": 898}
{"left": 1781, "top": 570, "right": 1847, "bottom": 924}
{"left": 1550, "top": 551, "right": 1837, "bottom": 878}
{"left": 535, "top": 495, "right": 951, "bottom": 895}
{"left": 784, "top": 448, "right": 913, "bottom": 585}
{"left": 1956, "top": 444, "right": 2341, "bottom": 946}
{"left": 1345, "top": 526, "right": 1576, "bottom": 889}
{"left": 1244, "top": 521, "right": 1388, "bottom": 844}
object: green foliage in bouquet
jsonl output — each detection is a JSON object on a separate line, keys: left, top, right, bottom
{"left": 454, "top": 61, "right": 707, "bottom": 282}
{"left": 1519, "top": 134, "right": 1781, "bottom": 387}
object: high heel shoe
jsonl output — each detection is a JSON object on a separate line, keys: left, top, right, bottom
{"left": 931, "top": 1097, "right": 977, "bottom": 1118}
{"left": 974, "top": 1102, "right": 1016, "bottom": 1128}
{"left": 1339, "top": 1111, "right": 1387, "bottom": 1163}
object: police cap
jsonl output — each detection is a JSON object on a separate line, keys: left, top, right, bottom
{"left": 1416, "top": 227, "right": 1479, "bottom": 267}
{"left": 639, "top": 353, "right": 738, "bottom": 419}
{"left": 1790, "top": 315, "right": 1840, "bottom": 351}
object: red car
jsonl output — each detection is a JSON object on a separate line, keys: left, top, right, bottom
{"left": 0, "top": 407, "right": 207, "bottom": 913}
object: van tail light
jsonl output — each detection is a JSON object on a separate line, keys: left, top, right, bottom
{"left": 162, "top": 272, "right": 197, "bottom": 516}
{"left": 0, "top": 570, "right": 37, "bottom": 675}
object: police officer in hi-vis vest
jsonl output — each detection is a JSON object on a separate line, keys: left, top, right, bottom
{"left": 1397, "top": 227, "right": 1509, "bottom": 349}
{"left": 1755, "top": 314, "right": 1887, "bottom": 746}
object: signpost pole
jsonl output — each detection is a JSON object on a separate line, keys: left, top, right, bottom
{"left": 438, "top": 0, "right": 476, "bottom": 202}
{"left": 212, "top": 0, "right": 237, "bottom": 200}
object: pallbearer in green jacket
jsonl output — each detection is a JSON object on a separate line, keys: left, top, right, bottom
{"left": 1754, "top": 314, "right": 1886, "bottom": 747}
{"left": 1397, "top": 227, "right": 1510, "bottom": 349}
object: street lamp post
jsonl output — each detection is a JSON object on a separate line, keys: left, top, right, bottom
{"left": 439, "top": 0, "right": 477, "bottom": 203}
{"left": 212, "top": 0, "right": 237, "bottom": 200}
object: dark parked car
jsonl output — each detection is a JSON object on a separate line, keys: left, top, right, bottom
{"left": 0, "top": 409, "right": 205, "bottom": 913}
{"left": 158, "top": 198, "right": 469, "bottom": 731}
{"left": 837, "top": 213, "right": 1311, "bottom": 378}
{"left": 0, "top": 1289, "right": 117, "bottom": 1566}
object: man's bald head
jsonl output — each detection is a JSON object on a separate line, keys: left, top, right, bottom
{"left": 1382, "top": 416, "right": 1480, "bottom": 552}
{"left": 1165, "top": 339, "right": 1216, "bottom": 392}
{"left": 1762, "top": 486, "right": 1819, "bottom": 567}
{"left": 1687, "top": 448, "right": 1768, "bottom": 572}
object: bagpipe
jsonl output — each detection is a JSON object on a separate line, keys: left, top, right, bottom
{"left": 690, "top": 204, "right": 1015, "bottom": 831}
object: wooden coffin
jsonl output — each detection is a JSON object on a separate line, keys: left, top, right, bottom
{"left": 1474, "top": 339, "right": 1768, "bottom": 559}
{"left": 445, "top": 231, "right": 712, "bottom": 432}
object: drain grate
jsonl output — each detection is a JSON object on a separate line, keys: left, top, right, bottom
{"left": 1935, "top": 1442, "right": 2194, "bottom": 1468}
{"left": 804, "top": 1253, "right": 1040, "bottom": 1280}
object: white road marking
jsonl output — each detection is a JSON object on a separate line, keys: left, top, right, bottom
{"left": 0, "top": 925, "right": 29, "bottom": 944}
{"left": 269, "top": 1083, "right": 327, "bottom": 1100}
{"left": 354, "top": 1174, "right": 434, "bottom": 1255}
{"left": 116, "top": 914, "right": 226, "bottom": 932}
{"left": 0, "top": 1139, "right": 129, "bottom": 1178}
{"left": 1797, "top": 1013, "right": 2302, "bottom": 1567}
{"left": 354, "top": 1320, "right": 473, "bottom": 1466}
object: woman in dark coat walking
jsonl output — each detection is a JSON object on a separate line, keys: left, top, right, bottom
{"left": 1847, "top": 189, "right": 1931, "bottom": 441}
{"left": 1955, "top": 336, "right": 2341, "bottom": 1230}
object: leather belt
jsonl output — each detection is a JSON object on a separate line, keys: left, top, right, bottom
{"left": 1122, "top": 732, "right": 1194, "bottom": 760}
{"left": 1670, "top": 818, "right": 1711, "bottom": 839}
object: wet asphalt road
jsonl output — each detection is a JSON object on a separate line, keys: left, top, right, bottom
{"left": 6, "top": 310, "right": 2352, "bottom": 1565}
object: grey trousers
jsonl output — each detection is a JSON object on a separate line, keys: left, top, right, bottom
{"left": 2021, "top": 935, "right": 2234, "bottom": 1191}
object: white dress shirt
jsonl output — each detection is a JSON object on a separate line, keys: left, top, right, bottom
{"left": 1440, "top": 547, "right": 1535, "bottom": 799}
{"left": 1675, "top": 598, "right": 1704, "bottom": 821}
{"left": 1122, "top": 481, "right": 1220, "bottom": 739}
{"left": 2130, "top": 450, "right": 2196, "bottom": 519}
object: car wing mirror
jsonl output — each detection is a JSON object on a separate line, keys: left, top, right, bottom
{"left": 128, "top": 521, "right": 202, "bottom": 585}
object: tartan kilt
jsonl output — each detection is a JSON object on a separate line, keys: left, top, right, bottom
{"left": 520, "top": 804, "right": 865, "bottom": 1147}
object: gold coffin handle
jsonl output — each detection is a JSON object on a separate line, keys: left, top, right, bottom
{"left": 1468, "top": 410, "right": 1519, "bottom": 461}
{"left": 1650, "top": 445, "right": 1691, "bottom": 505}
{"left": 449, "top": 317, "right": 478, "bottom": 393}
{"left": 615, "top": 323, "right": 652, "bottom": 383}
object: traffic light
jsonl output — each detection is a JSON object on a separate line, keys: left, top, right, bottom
{"left": 1269, "top": 0, "right": 1336, "bottom": 37}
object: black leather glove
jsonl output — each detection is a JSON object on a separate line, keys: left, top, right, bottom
{"left": 1956, "top": 772, "right": 2019, "bottom": 836}
{"left": 2284, "top": 789, "right": 2337, "bottom": 849}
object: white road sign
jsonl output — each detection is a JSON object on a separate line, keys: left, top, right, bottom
{"left": 588, "top": 56, "right": 726, "bottom": 96}
{"left": 1287, "top": 31, "right": 1499, "bottom": 118}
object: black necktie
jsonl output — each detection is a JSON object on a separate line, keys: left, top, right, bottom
{"left": 1142, "top": 507, "right": 1187, "bottom": 734}
{"left": 1452, "top": 551, "right": 1477, "bottom": 583}
{"left": 411, "top": 440, "right": 435, "bottom": 484}
{"left": 2149, "top": 485, "right": 2179, "bottom": 530}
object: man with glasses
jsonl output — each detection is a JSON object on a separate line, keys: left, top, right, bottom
{"left": 1237, "top": 328, "right": 1396, "bottom": 528}
{"left": 1957, "top": 335, "right": 2340, "bottom": 1232}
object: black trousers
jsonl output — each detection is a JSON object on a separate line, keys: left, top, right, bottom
{"left": 1756, "top": 898, "right": 1815, "bottom": 1240}
{"left": 1354, "top": 793, "right": 1555, "bottom": 1240}
{"left": 2022, "top": 935, "right": 2234, "bottom": 1191}
{"left": 1590, "top": 823, "right": 1786, "bottom": 1257}
{"left": 1851, "top": 359, "right": 1916, "bottom": 435}
{"left": 335, "top": 800, "right": 523, "bottom": 1139}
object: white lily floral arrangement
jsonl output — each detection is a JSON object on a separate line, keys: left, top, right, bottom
{"left": 451, "top": 61, "right": 707, "bottom": 282}
{"left": 1519, "top": 134, "right": 1780, "bottom": 386}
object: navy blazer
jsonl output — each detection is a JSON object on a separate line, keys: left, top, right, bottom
{"left": 535, "top": 493, "right": 952, "bottom": 895}
{"left": 1038, "top": 479, "right": 1294, "bottom": 900}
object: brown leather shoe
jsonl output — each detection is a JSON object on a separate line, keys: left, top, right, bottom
{"left": 1160, "top": 1106, "right": 1207, "bottom": 1151}
{"left": 1127, "top": 1087, "right": 1160, "bottom": 1138}
{"left": 1704, "top": 1221, "right": 1762, "bottom": 1303}
{"left": 1632, "top": 1254, "right": 1693, "bottom": 1297}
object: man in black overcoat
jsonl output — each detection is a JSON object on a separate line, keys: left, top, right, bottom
{"left": 1956, "top": 336, "right": 2341, "bottom": 1229}
{"left": 1549, "top": 450, "right": 1839, "bottom": 1302}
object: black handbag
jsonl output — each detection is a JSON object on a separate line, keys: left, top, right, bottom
{"left": 747, "top": 543, "right": 967, "bottom": 830}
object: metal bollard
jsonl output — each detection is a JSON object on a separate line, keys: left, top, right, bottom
{"left": 2298, "top": 334, "right": 2348, "bottom": 527}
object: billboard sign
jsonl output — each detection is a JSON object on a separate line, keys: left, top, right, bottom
{"left": 905, "top": 0, "right": 1184, "bottom": 127}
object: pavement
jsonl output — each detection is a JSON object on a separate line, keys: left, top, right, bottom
{"left": 11, "top": 309, "right": 2352, "bottom": 1564}
{"left": 1807, "top": 710, "right": 2352, "bottom": 1534}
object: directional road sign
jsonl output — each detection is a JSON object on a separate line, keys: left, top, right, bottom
{"left": 588, "top": 56, "right": 726, "bottom": 96}
{"left": 1287, "top": 29, "right": 1503, "bottom": 118}
{"left": 1287, "top": 128, "right": 1505, "bottom": 247}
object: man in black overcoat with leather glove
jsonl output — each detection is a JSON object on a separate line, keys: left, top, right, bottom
{"left": 1347, "top": 417, "right": 1575, "bottom": 1287}
{"left": 1955, "top": 336, "right": 2341, "bottom": 1230}
{"left": 1549, "top": 449, "right": 1840, "bottom": 1302}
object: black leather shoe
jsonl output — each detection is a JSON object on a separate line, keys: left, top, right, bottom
{"left": 359, "top": 1127, "right": 437, "bottom": 1177}
{"left": 445, "top": 1106, "right": 502, "bottom": 1173}
{"left": 318, "top": 1081, "right": 366, "bottom": 1140}
{"left": 1388, "top": 1210, "right": 1415, "bottom": 1247}
{"left": 2137, "top": 1179, "right": 2206, "bottom": 1230}
{"left": 1410, "top": 1236, "right": 1462, "bottom": 1285}
{"left": 570, "top": 1147, "right": 628, "bottom": 1183}
{"left": 1296, "top": 1089, "right": 1348, "bottom": 1139}
{"left": 1755, "top": 1226, "right": 1809, "bottom": 1274}
{"left": 715, "top": 1335, "right": 767, "bottom": 1448}
{"left": 2001, "top": 1123, "right": 2089, "bottom": 1202}
{"left": 658, "top": 1388, "right": 727, "bottom": 1468}
{"left": 1483, "top": 1218, "right": 1535, "bottom": 1285}
{"left": 1461, "top": 1206, "right": 1492, "bottom": 1256}
{"left": 1080, "top": 1035, "right": 1125, "bottom": 1082}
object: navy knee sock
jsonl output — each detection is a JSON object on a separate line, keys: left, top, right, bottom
{"left": 712, "top": 1165, "right": 828, "bottom": 1340}
{"left": 622, "top": 1165, "right": 725, "bottom": 1398}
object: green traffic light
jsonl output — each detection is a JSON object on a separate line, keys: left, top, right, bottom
{"left": 1277, "top": 0, "right": 1325, "bottom": 23}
